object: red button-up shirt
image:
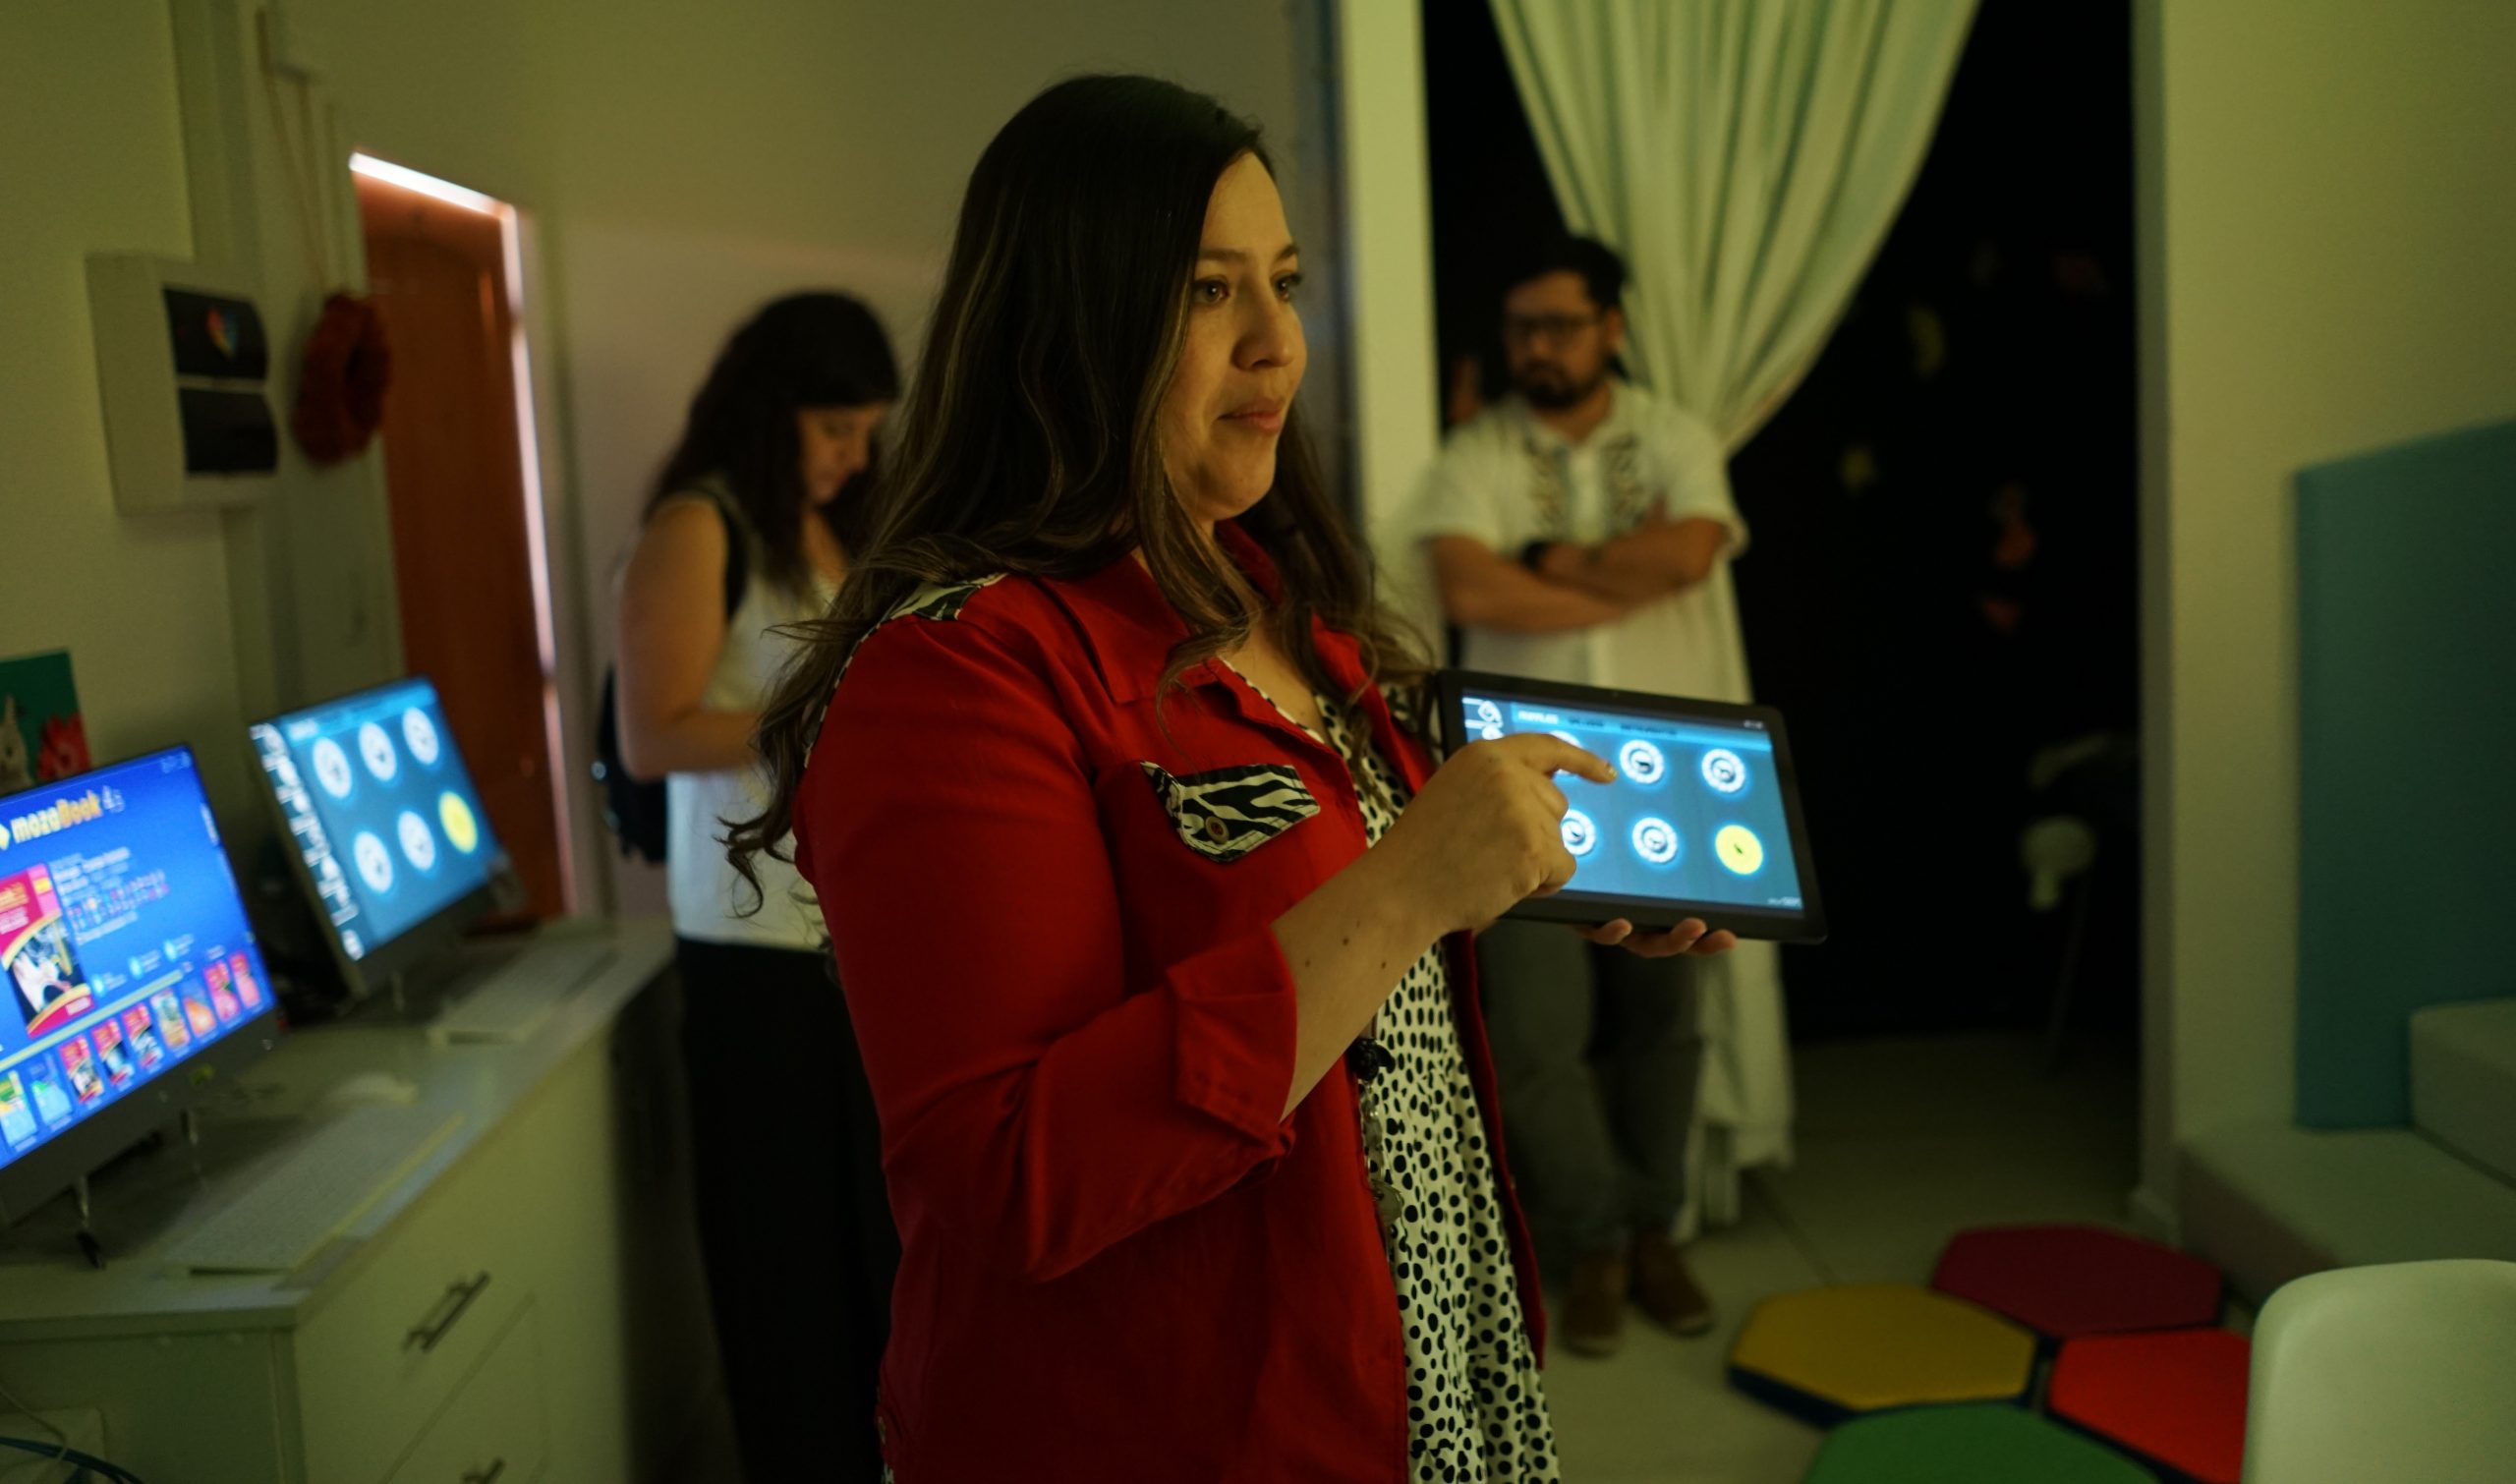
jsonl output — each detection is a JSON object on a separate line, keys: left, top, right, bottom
{"left": 794, "top": 527, "right": 1545, "bottom": 1483}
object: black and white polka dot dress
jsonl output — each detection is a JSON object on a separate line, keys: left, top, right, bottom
{"left": 1250, "top": 675, "right": 1563, "bottom": 1484}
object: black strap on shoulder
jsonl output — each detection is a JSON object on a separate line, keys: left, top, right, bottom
{"left": 719, "top": 502, "right": 749, "bottom": 619}
{"left": 689, "top": 483, "right": 750, "bottom": 618}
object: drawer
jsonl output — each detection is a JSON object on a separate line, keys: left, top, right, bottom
{"left": 294, "top": 1128, "right": 535, "bottom": 1483}
{"left": 383, "top": 1298, "right": 549, "bottom": 1484}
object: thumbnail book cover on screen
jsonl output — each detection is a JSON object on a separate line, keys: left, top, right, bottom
{"left": 2, "top": 864, "right": 94, "bottom": 1039}
{"left": 0, "top": 1069, "right": 35, "bottom": 1147}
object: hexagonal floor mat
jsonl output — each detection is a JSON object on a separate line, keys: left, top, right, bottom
{"left": 1803, "top": 1404, "right": 2159, "bottom": 1483}
{"left": 1729, "top": 1284, "right": 2037, "bottom": 1426}
{"left": 1932, "top": 1225, "right": 2223, "bottom": 1341}
{"left": 2049, "top": 1328, "right": 2250, "bottom": 1484}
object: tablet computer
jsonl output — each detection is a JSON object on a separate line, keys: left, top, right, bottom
{"left": 1431, "top": 670, "right": 1827, "bottom": 942}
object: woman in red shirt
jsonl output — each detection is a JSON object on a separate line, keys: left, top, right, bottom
{"left": 728, "top": 76, "right": 1736, "bottom": 1483}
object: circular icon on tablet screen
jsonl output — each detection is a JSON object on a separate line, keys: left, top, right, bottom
{"left": 1472, "top": 699, "right": 1506, "bottom": 742}
{"left": 439, "top": 792, "right": 482, "bottom": 855}
{"left": 402, "top": 709, "right": 442, "bottom": 768}
{"left": 1618, "top": 740, "right": 1667, "bottom": 786}
{"left": 1631, "top": 817, "right": 1681, "bottom": 866}
{"left": 352, "top": 830, "right": 395, "bottom": 894}
{"left": 1715, "top": 824, "right": 1766, "bottom": 876}
{"left": 397, "top": 810, "right": 438, "bottom": 873}
{"left": 359, "top": 722, "right": 399, "bottom": 783}
{"left": 1561, "top": 810, "right": 1599, "bottom": 857}
{"left": 311, "top": 738, "right": 355, "bottom": 800}
{"left": 1700, "top": 748, "right": 1748, "bottom": 795}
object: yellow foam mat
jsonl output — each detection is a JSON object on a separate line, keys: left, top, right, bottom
{"left": 1731, "top": 1284, "right": 2036, "bottom": 1412}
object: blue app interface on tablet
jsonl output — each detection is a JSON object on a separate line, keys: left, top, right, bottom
{"left": 249, "top": 678, "right": 505, "bottom": 963}
{"left": 1460, "top": 691, "right": 1806, "bottom": 914}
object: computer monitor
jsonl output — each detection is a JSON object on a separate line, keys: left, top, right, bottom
{"left": 0, "top": 748, "right": 283, "bottom": 1225}
{"left": 248, "top": 676, "right": 511, "bottom": 999}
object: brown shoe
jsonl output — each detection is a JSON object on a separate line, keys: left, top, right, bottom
{"left": 1562, "top": 1250, "right": 1630, "bottom": 1356}
{"left": 1630, "top": 1230, "right": 1715, "bottom": 1337}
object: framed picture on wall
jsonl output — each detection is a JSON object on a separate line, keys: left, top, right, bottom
{"left": 0, "top": 650, "right": 88, "bottom": 792}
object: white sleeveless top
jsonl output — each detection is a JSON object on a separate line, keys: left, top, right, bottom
{"left": 663, "top": 494, "right": 835, "bottom": 950}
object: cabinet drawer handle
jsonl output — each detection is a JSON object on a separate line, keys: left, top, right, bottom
{"left": 405, "top": 1271, "right": 492, "bottom": 1352}
{"left": 461, "top": 1460, "right": 506, "bottom": 1484}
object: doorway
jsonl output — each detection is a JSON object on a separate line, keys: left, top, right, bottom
{"left": 1420, "top": 1, "right": 2142, "bottom": 1044}
{"left": 352, "top": 155, "right": 571, "bottom": 922}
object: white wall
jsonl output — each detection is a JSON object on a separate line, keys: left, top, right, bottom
{"left": 283, "top": 0, "right": 1327, "bottom": 586}
{"left": 2133, "top": 0, "right": 2516, "bottom": 1224}
{"left": 0, "top": 4, "right": 257, "bottom": 816}
{"left": 6, "top": 0, "right": 1346, "bottom": 909}
{"left": 176, "top": 0, "right": 407, "bottom": 752}
{"left": 279, "top": 0, "right": 1333, "bottom": 909}
{"left": 1335, "top": 0, "right": 1445, "bottom": 639}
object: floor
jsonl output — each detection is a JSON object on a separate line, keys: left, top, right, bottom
{"left": 1542, "top": 1031, "right": 2140, "bottom": 1484}
{"left": 675, "top": 1031, "right": 2141, "bottom": 1483}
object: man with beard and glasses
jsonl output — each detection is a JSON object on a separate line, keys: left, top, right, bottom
{"left": 1399, "top": 235, "right": 1750, "bottom": 1357}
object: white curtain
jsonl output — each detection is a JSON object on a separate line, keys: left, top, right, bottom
{"left": 1489, "top": 0, "right": 1977, "bottom": 1233}
{"left": 1491, "top": 0, "right": 1978, "bottom": 450}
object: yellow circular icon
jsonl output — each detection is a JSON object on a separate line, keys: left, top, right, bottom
{"left": 438, "top": 791, "right": 481, "bottom": 855}
{"left": 1715, "top": 824, "right": 1765, "bottom": 876}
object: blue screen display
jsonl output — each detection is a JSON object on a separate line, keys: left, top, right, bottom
{"left": 250, "top": 677, "right": 505, "bottom": 963}
{"left": 1459, "top": 691, "right": 1808, "bottom": 915}
{"left": 0, "top": 750, "right": 273, "bottom": 1170}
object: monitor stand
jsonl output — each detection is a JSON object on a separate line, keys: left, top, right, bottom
{"left": 371, "top": 938, "right": 530, "bottom": 1022}
{"left": 0, "top": 1083, "right": 356, "bottom": 1272}
{"left": 69, "top": 1175, "right": 99, "bottom": 1270}
{"left": 11, "top": 1107, "right": 209, "bottom": 1271}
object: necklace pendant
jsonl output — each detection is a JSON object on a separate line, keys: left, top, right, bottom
{"left": 1345, "top": 1038, "right": 1396, "bottom": 1083}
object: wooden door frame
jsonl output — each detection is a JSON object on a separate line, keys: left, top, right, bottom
{"left": 509, "top": 213, "right": 611, "bottom": 920}
{"left": 352, "top": 154, "right": 589, "bottom": 917}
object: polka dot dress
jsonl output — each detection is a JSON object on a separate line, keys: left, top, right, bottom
{"left": 1244, "top": 672, "right": 1562, "bottom": 1483}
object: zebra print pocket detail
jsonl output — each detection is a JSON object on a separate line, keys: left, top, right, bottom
{"left": 1140, "top": 762, "right": 1320, "bottom": 864}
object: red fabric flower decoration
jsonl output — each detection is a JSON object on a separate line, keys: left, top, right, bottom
{"left": 291, "top": 293, "right": 393, "bottom": 466}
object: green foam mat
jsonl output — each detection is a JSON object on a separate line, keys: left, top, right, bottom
{"left": 1804, "top": 1404, "right": 2158, "bottom": 1483}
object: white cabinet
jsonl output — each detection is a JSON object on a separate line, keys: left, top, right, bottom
{"left": 0, "top": 920, "right": 715, "bottom": 1484}
{"left": 378, "top": 1300, "right": 549, "bottom": 1484}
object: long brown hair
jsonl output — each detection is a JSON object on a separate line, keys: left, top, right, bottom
{"left": 725, "top": 75, "right": 1427, "bottom": 902}
{"left": 646, "top": 292, "right": 899, "bottom": 592}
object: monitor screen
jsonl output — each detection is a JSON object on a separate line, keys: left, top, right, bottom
{"left": 0, "top": 749, "right": 280, "bottom": 1206}
{"left": 249, "top": 677, "right": 507, "bottom": 979}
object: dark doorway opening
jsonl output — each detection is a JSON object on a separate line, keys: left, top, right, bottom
{"left": 1421, "top": 2, "right": 2141, "bottom": 1043}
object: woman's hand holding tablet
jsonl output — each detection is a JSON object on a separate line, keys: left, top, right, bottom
{"left": 1570, "top": 916, "right": 1741, "bottom": 958}
{"left": 1432, "top": 669, "right": 1829, "bottom": 944}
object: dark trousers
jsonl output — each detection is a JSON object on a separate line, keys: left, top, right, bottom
{"left": 1476, "top": 919, "right": 1706, "bottom": 1277}
{"left": 676, "top": 936, "right": 897, "bottom": 1484}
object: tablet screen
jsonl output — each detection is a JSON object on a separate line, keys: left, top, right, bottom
{"left": 1445, "top": 673, "right": 1823, "bottom": 940}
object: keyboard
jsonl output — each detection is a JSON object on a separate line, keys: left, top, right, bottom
{"left": 169, "top": 1105, "right": 464, "bottom": 1275}
{"left": 427, "top": 938, "right": 616, "bottom": 1046}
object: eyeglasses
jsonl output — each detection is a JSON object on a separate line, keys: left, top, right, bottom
{"left": 1501, "top": 312, "right": 1603, "bottom": 346}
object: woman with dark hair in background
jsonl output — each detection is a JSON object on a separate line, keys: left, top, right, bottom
{"left": 728, "top": 80, "right": 1734, "bottom": 1483}
{"left": 616, "top": 291, "right": 898, "bottom": 1482}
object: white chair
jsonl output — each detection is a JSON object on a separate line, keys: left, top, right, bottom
{"left": 2242, "top": 1259, "right": 2516, "bottom": 1484}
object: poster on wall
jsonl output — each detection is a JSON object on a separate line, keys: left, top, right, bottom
{"left": 0, "top": 651, "right": 88, "bottom": 793}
